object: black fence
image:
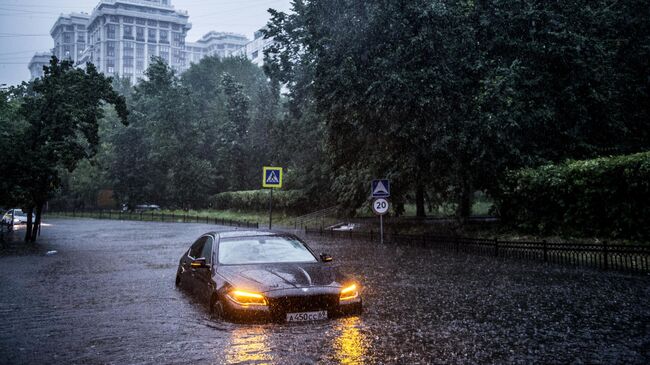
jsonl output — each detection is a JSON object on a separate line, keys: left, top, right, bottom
{"left": 305, "top": 228, "right": 650, "bottom": 274}
{"left": 45, "top": 209, "right": 259, "bottom": 229}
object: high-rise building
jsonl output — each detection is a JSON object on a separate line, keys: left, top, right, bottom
{"left": 27, "top": 1, "right": 276, "bottom": 83}
{"left": 85, "top": 0, "right": 191, "bottom": 83}
{"left": 194, "top": 31, "right": 248, "bottom": 59}
{"left": 232, "top": 28, "right": 275, "bottom": 67}
{"left": 27, "top": 53, "right": 53, "bottom": 80}
{"left": 50, "top": 12, "right": 91, "bottom": 65}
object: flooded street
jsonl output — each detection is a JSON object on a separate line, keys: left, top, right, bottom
{"left": 1, "top": 219, "right": 648, "bottom": 364}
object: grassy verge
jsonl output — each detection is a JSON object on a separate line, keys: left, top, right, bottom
{"left": 45, "top": 209, "right": 302, "bottom": 229}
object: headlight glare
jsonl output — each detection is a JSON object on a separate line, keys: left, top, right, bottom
{"left": 340, "top": 283, "right": 359, "bottom": 301}
{"left": 227, "top": 289, "right": 268, "bottom": 306}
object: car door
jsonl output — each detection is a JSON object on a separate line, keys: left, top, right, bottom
{"left": 183, "top": 236, "right": 207, "bottom": 293}
{"left": 193, "top": 236, "right": 214, "bottom": 304}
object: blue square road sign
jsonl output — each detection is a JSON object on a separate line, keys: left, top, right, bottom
{"left": 371, "top": 179, "right": 390, "bottom": 198}
{"left": 263, "top": 166, "right": 283, "bottom": 188}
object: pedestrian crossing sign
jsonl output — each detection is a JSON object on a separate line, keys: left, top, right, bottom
{"left": 263, "top": 166, "right": 283, "bottom": 188}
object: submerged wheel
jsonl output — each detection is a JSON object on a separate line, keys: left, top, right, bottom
{"left": 175, "top": 273, "right": 181, "bottom": 288}
{"left": 210, "top": 295, "right": 226, "bottom": 319}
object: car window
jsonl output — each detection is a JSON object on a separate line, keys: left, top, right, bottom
{"left": 188, "top": 237, "right": 207, "bottom": 258}
{"left": 200, "top": 237, "right": 213, "bottom": 263}
{"left": 218, "top": 236, "right": 317, "bottom": 265}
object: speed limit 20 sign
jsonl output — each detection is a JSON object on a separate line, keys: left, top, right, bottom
{"left": 372, "top": 198, "right": 389, "bottom": 215}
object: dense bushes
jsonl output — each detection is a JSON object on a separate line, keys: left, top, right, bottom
{"left": 496, "top": 152, "right": 650, "bottom": 240}
{"left": 211, "top": 190, "right": 309, "bottom": 213}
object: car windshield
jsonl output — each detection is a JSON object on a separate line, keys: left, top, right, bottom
{"left": 218, "top": 236, "right": 317, "bottom": 265}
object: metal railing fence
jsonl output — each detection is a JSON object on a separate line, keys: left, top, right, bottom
{"left": 305, "top": 228, "right": 650, "bottom": 274}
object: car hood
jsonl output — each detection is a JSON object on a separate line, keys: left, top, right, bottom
{"left": 217, "top": 263, "right": 344, "bottom": 293}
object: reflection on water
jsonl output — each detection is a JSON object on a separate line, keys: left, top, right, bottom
{"left": 224, "top": 326, "right": 274, "bottom": 365}
{"left": 334, "top": 317, "right": 369, "bottom": 365}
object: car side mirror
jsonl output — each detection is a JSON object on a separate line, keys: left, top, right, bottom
{"left": 190, "top": 257, "right": 209, "bottom": 268}
{"left": 320, "top": 253, "right": 333, "bottom": 262}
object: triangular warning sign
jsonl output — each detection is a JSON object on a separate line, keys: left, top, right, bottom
{"left": 266, "top": 171, "right": 280, "bottom": 184}
{"left": 373, "top": 181, "right": 389, "bottom": 195}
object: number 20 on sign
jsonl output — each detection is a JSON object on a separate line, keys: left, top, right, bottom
{"left": 372, "top": 198, "right": 389, "bottom": 215}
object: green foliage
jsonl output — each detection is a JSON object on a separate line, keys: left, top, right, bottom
{"left": 102, "top": 56, "right": 298, "bottom": 209}
{"left": 0, "top": 57, "right": 127, "bottom": 241}
{"left": 265, "top": 0, "right": 650, "bottom": 218}
{"left": 211, "top": 189, "right": 308, "bottom": 213}
{"left": 496, "top": 152, "right": 650, "bottom": 239}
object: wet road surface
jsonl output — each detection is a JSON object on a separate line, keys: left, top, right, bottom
{"left": 1, "top": 219, "right": 648, "bottom": 364}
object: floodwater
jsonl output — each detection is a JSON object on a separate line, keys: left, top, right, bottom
{"left": 0, "top": 219, "right": 648, "bottom": 364}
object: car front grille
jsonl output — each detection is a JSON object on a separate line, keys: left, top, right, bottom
{"left": 269, "top": 294, "right": 339, "bottom": 314}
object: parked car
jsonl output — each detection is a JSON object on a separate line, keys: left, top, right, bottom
{"left": 121, "top": 204, "right": 161, "bottom": 213}
{"left": 176, "top": 230, "right": 362, "bottom": 322}
{"left": 1, "top": 209, "right": 35, "bottom": 225}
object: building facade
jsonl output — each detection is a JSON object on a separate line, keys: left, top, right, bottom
{"left": 27, "top": 53, "right": 53, "bottom": 80}
{"left": 232, "top": 28, "right": 275, "bottom": 67}
{"left": 85, "top": 0, "right": 191, "bottom": 83}
{"left": 28, "top": 1, "right": 276, "bottom": 83}
{"left": 50, "top": 12, "right": 90, "bottom": 65}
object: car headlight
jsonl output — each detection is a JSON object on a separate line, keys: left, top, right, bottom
{"left": 226, "top": 289, "right": 268, "bottom": 306}
{"left": 340, "top": 284, "right": 359, "bottom": 301}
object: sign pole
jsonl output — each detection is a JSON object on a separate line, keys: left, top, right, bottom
{"left": 372, "top": 197, "right": 389, "bottom": 244}
{"left": 380, "top": 214, "right": 384, "bottom": 244}
{"left": 262, "top": 166, "right": 283, "bottom": 230}
{"left": 268, "top": 188, "right": 273, "bottom": 230}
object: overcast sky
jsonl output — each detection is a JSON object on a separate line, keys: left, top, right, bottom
{"left": 0, "top": 0, "right": 293, "bottom": 86}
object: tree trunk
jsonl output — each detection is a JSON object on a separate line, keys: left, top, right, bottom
{"left": 30, "top": 203, "right": 43, "bottom": 242}
{"left": 458, "top": 180, "right": 472, "bottom": 221}
{"left": 24, "top": 206, "right": 34, "bottom": 243}
{"left": 415, "top": 184, "right": 426, "bottom": 217}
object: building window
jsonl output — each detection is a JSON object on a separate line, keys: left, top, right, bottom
{"left": 136, "top": 27, "right": 145, "bottom": 42}
{"left": 66, "top": 25, "right": 74, "bottom": 31}
{"left": 63, "top": 45, "right": 72, "bottom": 59}
{"left": 107, "top": 24, "right": 116, "bottom": 39}
{"left": 172, "top": 32, "right": 182, "bottom": 47}
{"left": 106, "top": 41, "right": 116, "bottom": 57}
{"left": 160, "top": 46, "right": 169, "bottom": 62}
{"left": 136, "top": 43, "right": 145, "bottom": 58}
{"left": 106, "top": 58, "right": 115, "bottom": 73}
{"left": 110, "top": 15, "right": 119, "bottom": 23}
{"left": 159, "top": 21, "right": 169, "bottom": 29}
{"left": 148, "top": 28, "right": 157, "bottom": 43}
{"left": 123, "top": 16, "right": 133, "bottom": 24}
{"left": 148, "top": 44, "right": 157, "bottom": 58}
{"left": 171, "top": 24, "right": 180, "bottom": 31}
{"left": 147, "top": 19, "right": 157, "bottom": 26}
{"left": 123, "top": 25, "right": 133, "bottom": 40}
{"left": 63, "top": 32, "right": 72, "bottom": 43}
{"left": 136, "top": 18, "right": 146, "bottom": 25}
{"left": 159, "top": 30, "right": 168, "bottom": 44}
{"left": 77, "top": 33, "right": 85, "bottom": 42}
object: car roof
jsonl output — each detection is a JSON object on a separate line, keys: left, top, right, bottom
{"left": 211, "top": 230, "right": 283, "bottom": 239}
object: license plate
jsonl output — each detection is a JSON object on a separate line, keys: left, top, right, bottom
{"left": 286, "top": 310, "right": 328, "bottom": 322}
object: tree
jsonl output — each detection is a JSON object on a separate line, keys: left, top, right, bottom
{"left": 0, "top": 86, "right": 31, "bottom": 215}
{"left": 265, "top": 0, "right": 650, "bottom": 219}
{"left": 266, "top": 0, "right": 479, "bottom": 216}
{"left": 18, "top": 57, "right": 127, "bottom": 242}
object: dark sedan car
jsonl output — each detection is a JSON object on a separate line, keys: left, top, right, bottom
{"left": 175, "top": 230, "right": 362, "bottom": 322}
